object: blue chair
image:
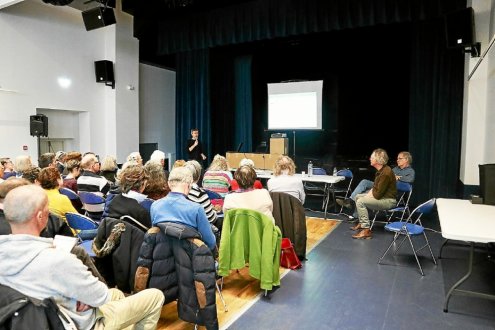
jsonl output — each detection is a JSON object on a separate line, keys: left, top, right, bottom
{"left": 370, "top": 181, "right": 413, "bottom": 230}
{"left": 329, "top": 169, "right": 354, "bottom": 213}
{"left": 78, "top": 191, "right": 105, "bottom": 222}
{"left": 65, "top": 212, "right": 99, "bottom": 257}
{"left": 139, "top": 198, "right": 155, "bottom": 211}
{"left": 59, "top": 187, "right": 79, "bottom": 200}
{"left": 205, "top": 189, "right": 222, "bottom": 201}
{"left": 378, "top": 198, "right": 437, "bottom": 276}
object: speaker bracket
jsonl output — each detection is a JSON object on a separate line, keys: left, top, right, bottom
{"left": 464, "top": 42, "right": 481, "bottom": 58}
{"left": 105, "top": 81, "right": 115, "bottom": 89}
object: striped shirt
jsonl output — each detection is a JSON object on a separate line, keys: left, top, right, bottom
{"left": 202, "top": 170, "right": 232, "bottom": 197}
{"left": 187, "top": 183, "right": 217, "bottom": 223}
{"left": 76, "top": 170, "right": 110, "bottom": 196}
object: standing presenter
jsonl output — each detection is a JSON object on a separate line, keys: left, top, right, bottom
{"left": 187, "top": 128, "right": 207, "bottom": 163}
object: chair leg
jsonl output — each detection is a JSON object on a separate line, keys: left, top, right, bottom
{"left": 407, "top": 234, "right": 424, "bottom": 276}
{"left": 215, "top": 281, "right": 228, "bottom": 312}
{"left": 393, "top": 234, "right": 408, "bottom": 255}
{"left": 378, "top": 233, "right": 399, "bottom": 264}
{"left": 422, "top": 233, "right": 437, "bottom": 265}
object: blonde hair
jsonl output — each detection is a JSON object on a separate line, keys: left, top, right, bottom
{"left": 208, "top": 154, "right": 229, "bottom": 171}
{"left": 14, "top": 155, "right": 32, "bottom": 174}
{"left": 100, "top": 155, "right": 118, "bottom": 172}
{"left": 172, "top": 159, "right": 186, "bottom": 169}
{"left": 371, "top": 148, "right": 389, "bottom": 165}
{"left": 273, "top": 155, "right": 296, "bottom": 176}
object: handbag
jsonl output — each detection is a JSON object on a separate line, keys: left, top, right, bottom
{"left": 280, "top": 238, "right": 302, "bottom": 270}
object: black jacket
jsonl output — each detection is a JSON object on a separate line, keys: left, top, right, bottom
{"left": 135, "top": 222, "right": 218, "bottom": 330}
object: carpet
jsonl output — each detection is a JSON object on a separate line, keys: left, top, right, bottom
{"left": 157, "top": 217, "right": 340, "bottom": 330}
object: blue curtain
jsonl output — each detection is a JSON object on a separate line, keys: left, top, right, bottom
{"left": 234, "top": 55, "right": 253, "bottom": 153}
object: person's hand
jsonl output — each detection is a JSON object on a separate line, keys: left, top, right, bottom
{"left": 201, "top": 154, "right": 207, "bottom": 160}
{"left": 194, "top": 139, "right": 199, "bottom": 147}
{"left": 76, "top": 301, "right": 92, "bottom": 312}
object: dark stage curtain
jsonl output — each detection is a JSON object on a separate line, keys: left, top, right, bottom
{"left": 234, "top": 55, "right": 253, "bottom": 154}
{"left": 175, "top": 49, "right": 212, "bottom": 163}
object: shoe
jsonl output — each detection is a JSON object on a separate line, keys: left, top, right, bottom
{"left": 352, "top": 228, "right": 372, "bottom": 239}
{"left": 336, "top": 198, "right": 352, "bottom": 209}
{"left": 349, "top": 223, "right": 362, "bottom": 231}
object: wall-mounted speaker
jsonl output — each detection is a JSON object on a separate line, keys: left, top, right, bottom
{"left": 94, "top": 60, "right": 115, "bottom": 88}
{"left": 82, "top": 7, "right": 116, "bottom": 31}
{"left": 30, "top": 115, "right": 48, "bottom": 137}
{"left": 444, "top": 7, "right": 475, "bottom": 48}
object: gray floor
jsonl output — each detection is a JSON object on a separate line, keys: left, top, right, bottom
{"left": 228, "top": 207, "right": 495, "bottom": 330}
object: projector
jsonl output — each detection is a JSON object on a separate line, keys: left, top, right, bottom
{"left": 271, "top": 133, "right": 287, "bottom": 138}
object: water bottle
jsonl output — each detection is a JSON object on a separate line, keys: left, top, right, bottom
{"left": 308, "top": 161, "right": 313, "bottom": 177}
{"left": 333, "top": 167, "right": 338, "bottom": 176}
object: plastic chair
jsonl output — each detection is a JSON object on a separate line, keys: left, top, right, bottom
{"left": 78, "top": 191, "right": 105, "bottom": 222}
{"left": 65, "top": 212, "right": 98, "bottom": 257}
{"left": 204, "top": 189, "right": 224, "bottom": 209}
{"left": 139, "top": 198, "right": 155, "bottom": 211}
{"left": 328, "top": 169, "right": 354, "bottom": 213}
{"left": 370, "top": 181, "right": 413, "bottom": 230}
{"left": 378, "top": 198, "right": 437, "bottom": 276}
{"left": 59, "top": 187, "right": 79, "bottom": 200}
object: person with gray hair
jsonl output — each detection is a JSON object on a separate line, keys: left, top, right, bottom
{"left": 351, "top": 148, "right": 397, "bottom": 239}
{"left": 0, "top": 184, "right": 165, "bottom": 329}
{"left": 77, "top": 153, "right": 110, "bottom": 196}
{"left": 185, "top": 160, "right": 218, "bottom": 225}
{"left": 150, "top": 166, "right": 216, "bottom": 250}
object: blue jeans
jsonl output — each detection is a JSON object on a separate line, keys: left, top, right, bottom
{"left": 350, "top": 179, "right": 373, "bottom": 201}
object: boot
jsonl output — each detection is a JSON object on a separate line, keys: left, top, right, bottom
{"left": 336, "top": 198, "right": 353, "bottom": 209}
{"left": 350, "top": 223, "right": 362, "bottom": 231}
{"left": 352, "top": 228, "right": 372, "bottom": 239}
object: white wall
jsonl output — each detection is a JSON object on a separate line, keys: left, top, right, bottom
{"left": 139, "top": 63, "right": 176, "bottom": 157}
{"left": 0, "top": 0, "right": 139, "bottom": 165}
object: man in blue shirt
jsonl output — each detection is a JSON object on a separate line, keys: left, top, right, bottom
{"left": 150, "top": 166, "right": 216, "bottom": 250}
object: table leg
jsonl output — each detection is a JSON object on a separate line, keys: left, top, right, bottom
{"left": 444, "top": 242, "right": 474, "bottom": 312}
{"left": 439, "top": 239, "right": 450, "bottom": 259}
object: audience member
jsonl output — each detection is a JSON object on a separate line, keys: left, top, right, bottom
{"left": 38, "top": 152, "right": 57, "bottom": 169}
{"left": 100, "top": 155, "right": 118, "bottom": 184}
{"left": 55, "top": 151, "right": 66, "bottom": 174}
{"left": 64, "top": 151, "right": 82, "bottom": 163}
{"left": 143, "top": 161, "right": 170, "bottom": 200}
{"left": 351, "top": 148, "right": 397, "bottom": 239}
{"left": 21, "top": 166, "right": 41, "bottom": 184}
{"left": 63, "top": 159, "right": 81, "bottom": 192}
{"left": 337, "top": 151, "right": 415, "bottom": 209}
{"left": 150, "top": 166, "right": 216, "bottom": 251}
{"left": 172, "top": 159, "right": 186, "bottom": 169}
{"left": 149, "top": 149, "right": 169, "bottom": 179}
{"left": 0, "top": 163, "right": 4, "bottom": 184}
{"left": 267, "top": 155, "right": 305, "bottom": 204}
{"left": 230, "top": 158, "right": 263, "bottom": 191}
{"left": 106, "top": 164, "right": 151, "bottom": 229}
{"left": 126, "top": 152, "right": 143, "bottom": 165}
{"left": 77, "top": 153, "right": 110, "bottom": 196}
{"left": 185, "top": 160, "right": 218, "bottom": 225}
{"left": 0, "top": 185, "right": 164, "bottom": 329}
{"left": 202, "top": 154, "right": 233, "bottom": 197}
{"left": 0, "top": 158, "right": 16, "bottom": 180}
{"left": 14, "top": 155, "right": 32, "bottom": 178}
{"left": 223, "top": 165, "right": 274, "bottom": 223}
{"left": 38, "top": 167, "right": 79, "bottom": 224}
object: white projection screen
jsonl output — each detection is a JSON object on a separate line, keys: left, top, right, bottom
{"left": 267, "top": 80, "right": 323, "bottom": 130}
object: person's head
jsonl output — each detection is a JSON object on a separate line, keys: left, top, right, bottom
{"left": 14, "top": 155, "right": 32, "bottom": 174}
{"left": 397, "top": 151, "right": 412, "bottom": 169}
{"left": 370, "top": 148, "right": 389, "bottom": 167}
{"left": 65, "top": 159, "right": 81, "bottom": 177}
{"left": 117, "top": 164, "right": 149, "bottom": 194}
{"left": 150, "top": 150, "right": 166, "bottom": 165}
{"left": 0, "top": 158, "right": 14, "bottom": 171}
{"left": 239, "top": 158, "right": 255, "bottom": 168}
{"left": 38, "top": 167, "right": 62, "bottom": 190}
{"left": 208, "top": 154, "right": 229, "bottom": 171}
{"left": 273, "top": 155, "right": 296, "bottom": 176}
{"left": 22, "top": 166, "right": 41, "bottom": 184}
{"left": 55, "top": 151, "right": 66, "bottom": 163}
{"left": 191, "top": 128, "right": 199, "bottom": 140}
{"left": 80, "top": 153, "right": 100, "bottom": 173}
{"left": 3, "top": 185, "right": 49, "bottom": 235}
{"left": 38, "top": 153, "right": 56, "bottom": 169}
{"left": 0, "top": 177, "right": 30, "bottom": 205}
{"left": 184, "top": 160, "right": 202, "bottom": 183}
{"left": 126, "top": 152, "right": 143, "bottom": 165}
{"left": 234, "top": 165, "right": 257, "bottom": 189}
{"left": 100, "top": 155, "right": 118, "bottom": 172}
{"left": 173, "top": 159, "right": 186, "bottom": 169}
{"left": 0, "top": 163, "right": 4, "bottom": 178}
{"left": 143, "top": 161, "right": 169, "bottom": 198}
{"left": 64, "top": 151, "right": 82, "bottom": 162}
{"left": 168, "top": 166, "right": 193, "bottom": 194}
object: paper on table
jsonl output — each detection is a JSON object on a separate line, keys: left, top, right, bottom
{"left": 53, "top": 235, "right": 77, "bottom": 252}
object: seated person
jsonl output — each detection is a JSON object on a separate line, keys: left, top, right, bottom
{"left": 230, "top": 158, "right": 263, "bottom": 191}
{"left": 38, "top": 167, "right": 79, "bottom": 225}
{"left": 1, "top": 157, "right": 16, "bottom": 180}
{"left": 0, "top": 184, "right": 164, "bottom": 329}
{"left": 150, "top": 166, "right": 216, "bottom": 251}
{"left": 100, "top": 155, "right": 119, "bottom": 184}
{"left": 337, "top": 151, "right": 414, "bottom": 209}
{"left": 351, "top": 148, "right": 397, "bottom": 239}
{"left": 184, "top": 160, "right": 218, "bottom": 224}
{"left": 143, "top": 161, "right": 170, "bottom": 200}
{"left": 106, "top": 164, "right": 151, "bottom": 230}
{"left": 77, "top": 153, "right": 111, "bottom": 196}
{"left": 13, "top": 155, "right": 32, "bottom": 178}
{"left": 267, "top": 155, "right": 305, "bottom": 204}
{"left": 62, "top": 159, "right": 81, "bottom": 193}
{"left": 202, "top": 154, "right": 233, "bottom": 197}
{"left": 223, "top": 165, "right": 275, "bottom": 223}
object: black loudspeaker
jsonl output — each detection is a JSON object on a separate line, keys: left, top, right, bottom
{"left": 82, "top": 7, "right": 116, "bottom": 31}
{"left": 479, "top": 164, "right": 495, "bottom": 205}
{"left": 94, "top": 60, "right": 115, "bottom": 88}
{"left": 444, "top": 7, "right": 475, "bottom": 48}
{"left": 30, "top": 115, "right": 48, "bottom": 137}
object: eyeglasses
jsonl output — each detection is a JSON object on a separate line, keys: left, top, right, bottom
{"left": 397, "top": 157, "right": 405, "bottom": 160}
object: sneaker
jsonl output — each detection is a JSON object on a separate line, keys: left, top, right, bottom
{"left": 336, "top": 198, "right": 352, "bottom": 209}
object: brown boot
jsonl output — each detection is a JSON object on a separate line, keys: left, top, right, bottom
{"left": 352, "top": 228, "right": 372, "bottom": 239}
{"left": 350, "top": 223, "right": 362, "bottom": 231}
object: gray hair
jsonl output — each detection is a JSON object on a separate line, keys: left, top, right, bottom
{"left": 184, "top": 160, "right": 202, "bottom": 182}
{"left": 168, "top": 166, "right": 193, "bottom": 189}
{"left": 239, "top": 158, "right": 255, "bottom": 168}
{"left": 371, "top": 148, "right": 389, "bottom": 165}
{"left": 150, "top": 150, "right": 165, "bottom": 162}
{"left": 4, "top": 185, "right": 47, "bottom": 224}
{"left": 399, "top": 151, "right": 413, "bottom": 164}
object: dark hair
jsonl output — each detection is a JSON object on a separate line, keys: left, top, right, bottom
{"left": 38, "top": 153, "right": 55, "bottom": 169}
{"left": 22, "top": 166, "right": 41, "bottom": 183}
{"left": 234, "top": 165, "right": 257, "bottom": 189}
{"left": 38, "top": 167, "right": 61, "bottom": 190}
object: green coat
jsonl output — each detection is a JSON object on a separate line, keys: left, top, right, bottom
{"left": 218, "top": 209, "right": 282, "bottom": 290}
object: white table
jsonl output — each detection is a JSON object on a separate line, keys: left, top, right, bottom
{"left": 255, "top": 171, "right": 345, "bottom": 219}
{"left": 436, "top": 198, "right": 495, "bottom": 312}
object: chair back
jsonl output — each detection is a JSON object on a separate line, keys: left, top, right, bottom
{"left": 336, "top": 169, "right": 353, "bottom": 179}
{"left": 139, "top": 198, "right": 154, "bottom": 211}
{"left": 78, "top": 191, "right": 106, "bottom": 213}
{"left": 409, "top": 198, "right": 436, "bottom": 223}
{"left": 66, "top": 212, "right": 98, "bottom": 231}
{"left": 59, "top": 187, "right": 79, "bottom": 200}
{"left": 312, "top": 167, "right": 327, "bottom": 175}
{"left": 395, "top": 181, "right": 413, "bottom": 210}
{"left": 205, "top": 189, "right": 222, "bottom": 200}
